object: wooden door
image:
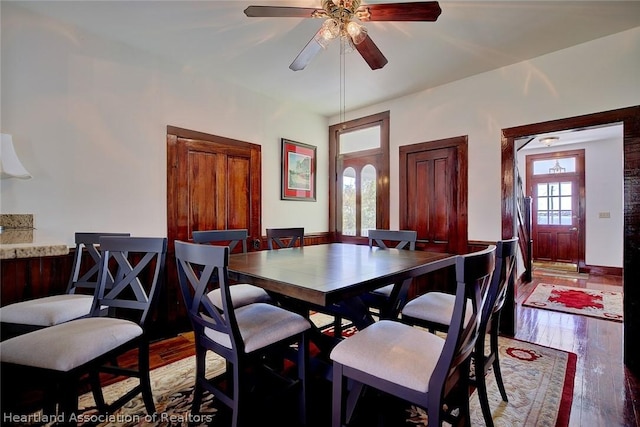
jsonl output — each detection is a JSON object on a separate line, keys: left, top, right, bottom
{"left": 526, "top": 150, "right": 584, "bottom": 268}
{"left": 165, "top": 126, "right": 261, "bottom": 333}
{"left": 399, "top": 136, "right": 468, "bottom": 255}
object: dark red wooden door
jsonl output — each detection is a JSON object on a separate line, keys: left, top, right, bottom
{"left": 165, "top": 126, "right": 261, "bottom": 332}
{"left": 400, "top": 136, "right": 468, "bottom": 255}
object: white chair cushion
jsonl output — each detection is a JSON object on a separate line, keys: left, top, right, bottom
{"left": 205, "top": 303, "right": 310, "bottom": 353}
{"left": 207, "top": 284, "right": 271, "bottom": 309}
{"left": 401, "top": 292, "right": 472, "bottom": 327}
{"left": 330, "top": 320, "right": 444, "bottom": 393}
{"left": 371, "top": 284, "right": 394, "bottom": 297}
{"left": 0, "top": 317, "right": 143, "bottom": 372}
{"left": 0, "top": 294, "right": 94, "bottom": 327}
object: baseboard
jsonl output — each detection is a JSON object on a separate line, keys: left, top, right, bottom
{"left": 581, "top": 264, "right": 623, "bottom": 277}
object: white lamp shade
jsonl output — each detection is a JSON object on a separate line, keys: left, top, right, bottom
{"left": 1, "top": 134, "right": 32, "bottom": 179}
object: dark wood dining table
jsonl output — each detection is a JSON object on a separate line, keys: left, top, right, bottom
{"left": 227, "top": 243, "right": 456, "bottom": 329}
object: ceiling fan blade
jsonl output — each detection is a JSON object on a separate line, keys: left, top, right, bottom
{"left": 289, "top": 31, "right": 325, "bottom": 71}
{"left": 355, "top": 35, "right": 388, "bottom": 70}
{"left": 244, "top": 6, "right": 322, "bottom": 18}
{"left": 357, "top": 1, "right": 442, "bottom": 21}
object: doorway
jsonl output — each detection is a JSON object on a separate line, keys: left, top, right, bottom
{"left": 500, "top": 105, "right": 640, "bottom": 374}
{"left": 526, "top": 149, "right": 585, "bottom": 271}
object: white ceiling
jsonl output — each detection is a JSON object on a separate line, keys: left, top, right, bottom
{"left": 11, "top": 1, "right": 640, "bottom": 117}
{"left": 520, "top": 122, "right": 624, "bottom": 150}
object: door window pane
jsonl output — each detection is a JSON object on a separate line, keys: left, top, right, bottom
{"left": 536, "top": 181, "right": 573, "bottom": 226}
{"left": 361, "top": 165, "right": 377, "bottom": 237}
{"left": 537, "top": 212, "right": 548, "bottom": 225}
{"left": 537, "top": 183, "right": 548, "bottom": 197}
{"left": 342, "top": 167, "right": 356, "bottom": 236}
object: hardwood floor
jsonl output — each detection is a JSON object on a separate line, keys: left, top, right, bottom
{"left": 516, "top": 268, "right": 638, "bottom": 427}
{"left": 142, "top": 269, "right": 639, "bottom": 426}
{"left": 4, "top": 269, "right": 638, "bottom": 426}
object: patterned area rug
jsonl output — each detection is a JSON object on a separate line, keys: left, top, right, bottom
{"left": 523, "top": 283, "right": 623, "bottom": 322}
{"left": 407, "top": 337, "right": 576, "bottom": 427}
{"left": 66, "top": 336, "right": 575, "bottom": 427}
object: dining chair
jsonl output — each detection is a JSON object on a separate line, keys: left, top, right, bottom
{"left": 0, "top": 232, "right": 130, "bottom": 340}
{"left": 192, "top": 229, "right": 272, "bottom": 309}
{"left": 401, "top": 239, "right": 517, "bottom": 427}
{"left": 0, "top": 236, "right": 167, "bottom": 423}
{"left": 362, "top": 229, "right": 418, "bottom": 319}
{"left": 330, "top": 229, "right": 417, "bottom": 337}
{"left": 175, "top": 240, "right": 311, "bottom": 427}
{"left": 266, "top": 227, "right": 304, "bottom": 249}
{"left": 330, "top": 245, "right": 495, "bottom": 427}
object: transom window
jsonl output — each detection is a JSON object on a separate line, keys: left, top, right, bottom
{"left": 533, "top": 158, "right": 576, "bottom": 175}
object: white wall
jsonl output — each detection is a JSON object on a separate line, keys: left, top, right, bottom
{"left": 331, "top": 27, "right": 640, "bottom": 247}
{"left": 2, "top": 3, "right": 639, "bottom": 251}
{"left": 517, "top": 132, "right": 624, "bottom": 268}
{"left": 0, "top": 4, "right": 329, "bottom": 245}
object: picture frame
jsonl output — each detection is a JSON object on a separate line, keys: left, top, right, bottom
{"left": 281, "top": 138, "right": 316, "bottom": 201}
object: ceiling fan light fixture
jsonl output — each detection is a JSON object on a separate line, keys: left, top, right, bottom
{"left": 315, "top": 18, "right": 341, "bottom": 48}
{"left": 340, "top": 34, "right": 356, "bottom": 53}
{"left": 346, "top": 21, "right": 367, "bottom": 44}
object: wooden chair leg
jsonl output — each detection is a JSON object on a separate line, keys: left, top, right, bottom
{"left": 138, "top": 341, "right": 156, "bottom": 414}
{"left": 59, "top": 375, "right": 79, "bottom": 426}
{"left": 191, "top": 347, "right": 207, "bottom": 414}
{"left": 297, "top": 333, "right": 308, "bottom": 426}
{"left": 332, "top": 362, "right": 346, "bottom": 427}
{"left": 42, "top": 381, "right": 58, "bottom": 418}
{"left": 89, "top": 370, "right": 107, "bottom": 412}
{"left": 490, "top": 327, "right": 508, "bottom": 402}
{"left": 476, "top": 366, "right": 494, "bottom": 427}
{"left": 232, "top": 362, "right": 243, "bottom": 427}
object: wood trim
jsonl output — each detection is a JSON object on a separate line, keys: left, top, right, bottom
{"left": 329, "top": 111, "right": 390, "bottom": 234}
{"left": 583, "top": 265, "right": 623, "bottom": 277}
{"left": 501, "top": 105, "right": 640, "bottom": 373}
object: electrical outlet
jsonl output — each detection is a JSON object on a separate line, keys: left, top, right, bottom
{"left": 598, "top": 212, "right": 611, "bottom": 219}
{"left": 252, "top": 239, "right": 261, "bottom": 249}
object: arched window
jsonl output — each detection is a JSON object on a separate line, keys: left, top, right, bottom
{"left": 329, "top": 111, "right": 390, "bottom": 241}
{"left": 342, "top": 167, "right": 357, "bottom": 236}
{"left": 361, "top": 164, "right": 377, "bottom": 237}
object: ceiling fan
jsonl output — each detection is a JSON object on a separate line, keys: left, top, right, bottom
{"left": 244, "top": 1, "right": 441, "bottom": 71}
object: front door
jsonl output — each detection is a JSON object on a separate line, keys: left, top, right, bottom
{"left": 527, "top": 149, "right": 585, "bottom": 269}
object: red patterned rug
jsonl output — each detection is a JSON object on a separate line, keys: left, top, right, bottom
{"left": 523, "top": 283, "right": 623, "bottom": 322}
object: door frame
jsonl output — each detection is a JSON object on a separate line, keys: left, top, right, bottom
{"left": 167, "top": 125, "right": 262, "bottom": 250}
{"left": 526, "top": 149, "right": 585, "bottom": 267}
{"left": 501, "top": 105, "right": 640, "bottom": 374}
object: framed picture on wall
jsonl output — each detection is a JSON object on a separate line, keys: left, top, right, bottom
{"left": 281, "top": 138, "right": 316, "bottom": 201}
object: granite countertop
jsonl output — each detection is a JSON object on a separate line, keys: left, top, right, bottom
{"left": 0, "top": 229, "right": 70, "bottom": 259}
